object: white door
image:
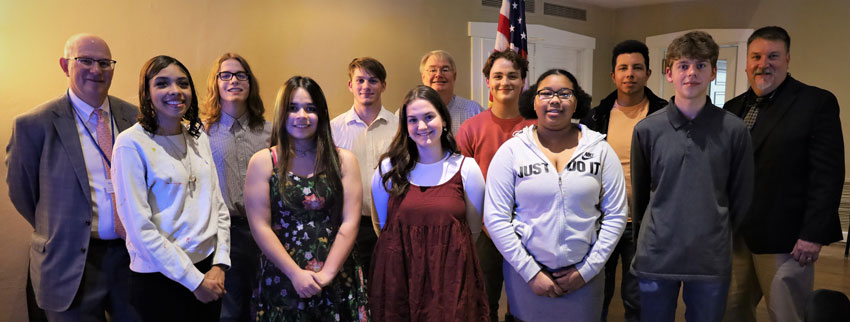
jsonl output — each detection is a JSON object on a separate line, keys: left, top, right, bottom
{"left": 468, "top": 22, "right": 595, "bottom": 108}
{"left": 531, "top": 44, "right": 580, "bottom": 85}
{"left": 660, "top": 45, "right": 738, "bottom": 105}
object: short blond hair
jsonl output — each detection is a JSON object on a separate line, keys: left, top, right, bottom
{"left": 419, "top": 50, "right": 456, "bottom": 74}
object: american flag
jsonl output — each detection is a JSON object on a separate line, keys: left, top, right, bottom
{"left": 495, "top": 0, "right": 528, "bottom": 58}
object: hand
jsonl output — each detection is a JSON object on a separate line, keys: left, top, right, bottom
{"left": 311, "top": 270, "right": 335, "bottom": 288}
{"left": 206, "top": 265, "right": 226, "bottom": 289}
{"left": 528, "top": 271, "right": 564, "bottom": 298}
{"left": 192, "top": 269, "right": 226, "bottom": 303}
{"left": 790, "top": 239, "right": 822, "bottom": 267}
{"left": 552, "top": 267, "right": 586, "bottom": 293}
{"left": 289, "top": 269, "right": 323, "bottom": 298}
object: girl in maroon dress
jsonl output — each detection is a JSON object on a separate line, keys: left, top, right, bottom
{"left": 369, "top": 85, "right": 489, "bottom": 322}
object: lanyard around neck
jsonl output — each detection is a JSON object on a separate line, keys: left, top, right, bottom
{"left": 69, "top": 95, "right": 116, "bottom": 168}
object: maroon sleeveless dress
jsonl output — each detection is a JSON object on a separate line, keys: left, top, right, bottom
{"left": 369, "top": 158, "right": 489, "bottom": 322}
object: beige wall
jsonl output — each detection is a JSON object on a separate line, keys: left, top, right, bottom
{"left": 0, "top": 1, "right": 616, "bottom": 320}
{"left": 612, "top": 0, "right": 850, "bottom": 173}
{"left": 2, "top": 0, "right": 847, "bottom": 320}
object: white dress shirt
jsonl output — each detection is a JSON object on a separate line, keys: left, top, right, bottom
{"left": 330, "top": 106, "right": 398, "bottom": 217}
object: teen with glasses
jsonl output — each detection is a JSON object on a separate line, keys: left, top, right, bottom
{"left": 484, "top": 69, "right": 627, "bottom": 322}
{"left": 203, "top": 53, "right": 272, "bottom": 322}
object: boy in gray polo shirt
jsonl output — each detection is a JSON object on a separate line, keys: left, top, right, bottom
{"left": 630, "top": 31, "right": 754, "bottom": 322}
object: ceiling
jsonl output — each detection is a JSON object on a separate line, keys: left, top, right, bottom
{"left": 575, "top": 0, "right": 698, "bottom": 9}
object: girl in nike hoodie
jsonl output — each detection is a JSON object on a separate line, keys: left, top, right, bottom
{"left": 484, "top": 69, "right": 627, "bottom": 321}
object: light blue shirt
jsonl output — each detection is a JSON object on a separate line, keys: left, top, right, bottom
{"left": 447, "top": 95, "right": 484, "bottom": 136}
{"left": 68, "top": 89, "right": 119, "bottom": 240}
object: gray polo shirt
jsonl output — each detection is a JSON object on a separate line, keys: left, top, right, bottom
{"left": 630, "top": 100, "right": 753, "bottom": 281}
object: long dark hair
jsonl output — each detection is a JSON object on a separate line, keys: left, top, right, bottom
{"left": 137, "top": 55, "right": 202, "bottom": 138}
{"left": 272, "top": 76, "right": 343, "bottom": 224}
{"left": 519, "top": 68, "right": 591, "bottom": 120}
{"left": 203, "top": 53, "right": 265, "bottom": 131}
{"left": 380, "top": 85, "right": 457, "bottom": 196}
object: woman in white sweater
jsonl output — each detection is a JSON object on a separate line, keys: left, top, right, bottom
{"left": 484, "top": 69, "right": 627, "bottom": 321}
{"left": 112, "top": 55, "right": 230, "bottom": 321}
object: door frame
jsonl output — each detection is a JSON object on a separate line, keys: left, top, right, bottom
{"left": 646, "top": 28, "right": 753, "bottom": 101}
{"left": 468, "top": 22, "right": 596, "bottom": 107}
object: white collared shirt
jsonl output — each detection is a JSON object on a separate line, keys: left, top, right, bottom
{"left": 68, "top": 89, "right": 119, "bottom": 240}
{"left": 330, "top": 105, "right": 398, "bottom": 217}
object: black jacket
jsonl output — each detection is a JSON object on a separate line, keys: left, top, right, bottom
{"left": 581, "top": 87, "right": 667, "bottom": 135}
{"left": 724, "top": 76, "right": 844, "bottom": 254}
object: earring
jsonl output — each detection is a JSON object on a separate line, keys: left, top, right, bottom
{"left": 443, "top": 127, "right": 448, "bottom": 132}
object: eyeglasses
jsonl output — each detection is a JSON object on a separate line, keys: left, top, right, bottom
{"left": 536, "top": 88, "right": 574, "bottom": 101}
{"left": 217, "top": 71, "right": 250, "bottom": 81}
{"left": 426, "top": 66, "right": 453, "bottom": 75}
{"left": 70, "top": 57, "right": 116, "bottom": 70}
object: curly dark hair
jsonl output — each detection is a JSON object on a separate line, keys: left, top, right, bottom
{"left": 519, "top": 69, "right": 591, "bottom": 120}
{"left": 379, "top": 85, "right": 458, "bottom": 196}
{"left": 137, "top": 55, "right": 202, "bottom": 138}
{"left": 482, "top": 49, "right": 529, "bottom": 80}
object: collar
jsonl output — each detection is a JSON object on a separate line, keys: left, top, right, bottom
{"left": 597, "top": 87, "right": 664, "bottom": 112}
{"left": 448, "top": 95, "right": 458, "bottom": 106}
{"left": 219, "top": 111, "right": 249, "bottom": 130}
{"left": 68, "top": 89, "right": 110, "bottom": 118}
{"left": 667, "top": 97, "right": 717, "bottom": 130}
{"left": 343, "top": 105, "right": 391, "bottom": 126}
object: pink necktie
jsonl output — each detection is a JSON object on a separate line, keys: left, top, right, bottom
{"left": 94, "top": 108, "right": 126, "bottom": 239}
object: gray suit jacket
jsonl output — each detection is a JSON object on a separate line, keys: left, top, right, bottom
{"left": 6, "top": 93, "right": 138, "bottom": 311}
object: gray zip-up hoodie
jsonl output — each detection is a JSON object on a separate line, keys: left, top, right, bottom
{"left": 484, "top": 124, "right": 627, "bottom": 283}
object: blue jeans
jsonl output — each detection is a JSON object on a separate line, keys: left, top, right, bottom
{"left": 639, "top": 277, "right": 730, "bottom": 322}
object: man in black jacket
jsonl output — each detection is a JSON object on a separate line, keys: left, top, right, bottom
{"left": 723, "top": 26, "right": 845, "bottom": 322}
{"left": 581, "top": 39, "right": 666, "bottom": 322}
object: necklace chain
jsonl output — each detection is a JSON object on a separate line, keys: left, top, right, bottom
{"left": 293, "top": 146, "right": 316, "bottom": 158}
{"left": 162, "top": 130, "right": 197, "bottom": 189}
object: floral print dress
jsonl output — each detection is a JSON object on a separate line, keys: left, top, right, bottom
{"left": 253, "top": 149, "right": 369, "bottom": 322}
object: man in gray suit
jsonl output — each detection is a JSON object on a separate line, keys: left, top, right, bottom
{"left": 6, "top": 34, "right": 140, "bottom": 321}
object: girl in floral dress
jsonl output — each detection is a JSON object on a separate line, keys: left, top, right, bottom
{"left": 244, "top": 76, "right": 369, "bottom": 322}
